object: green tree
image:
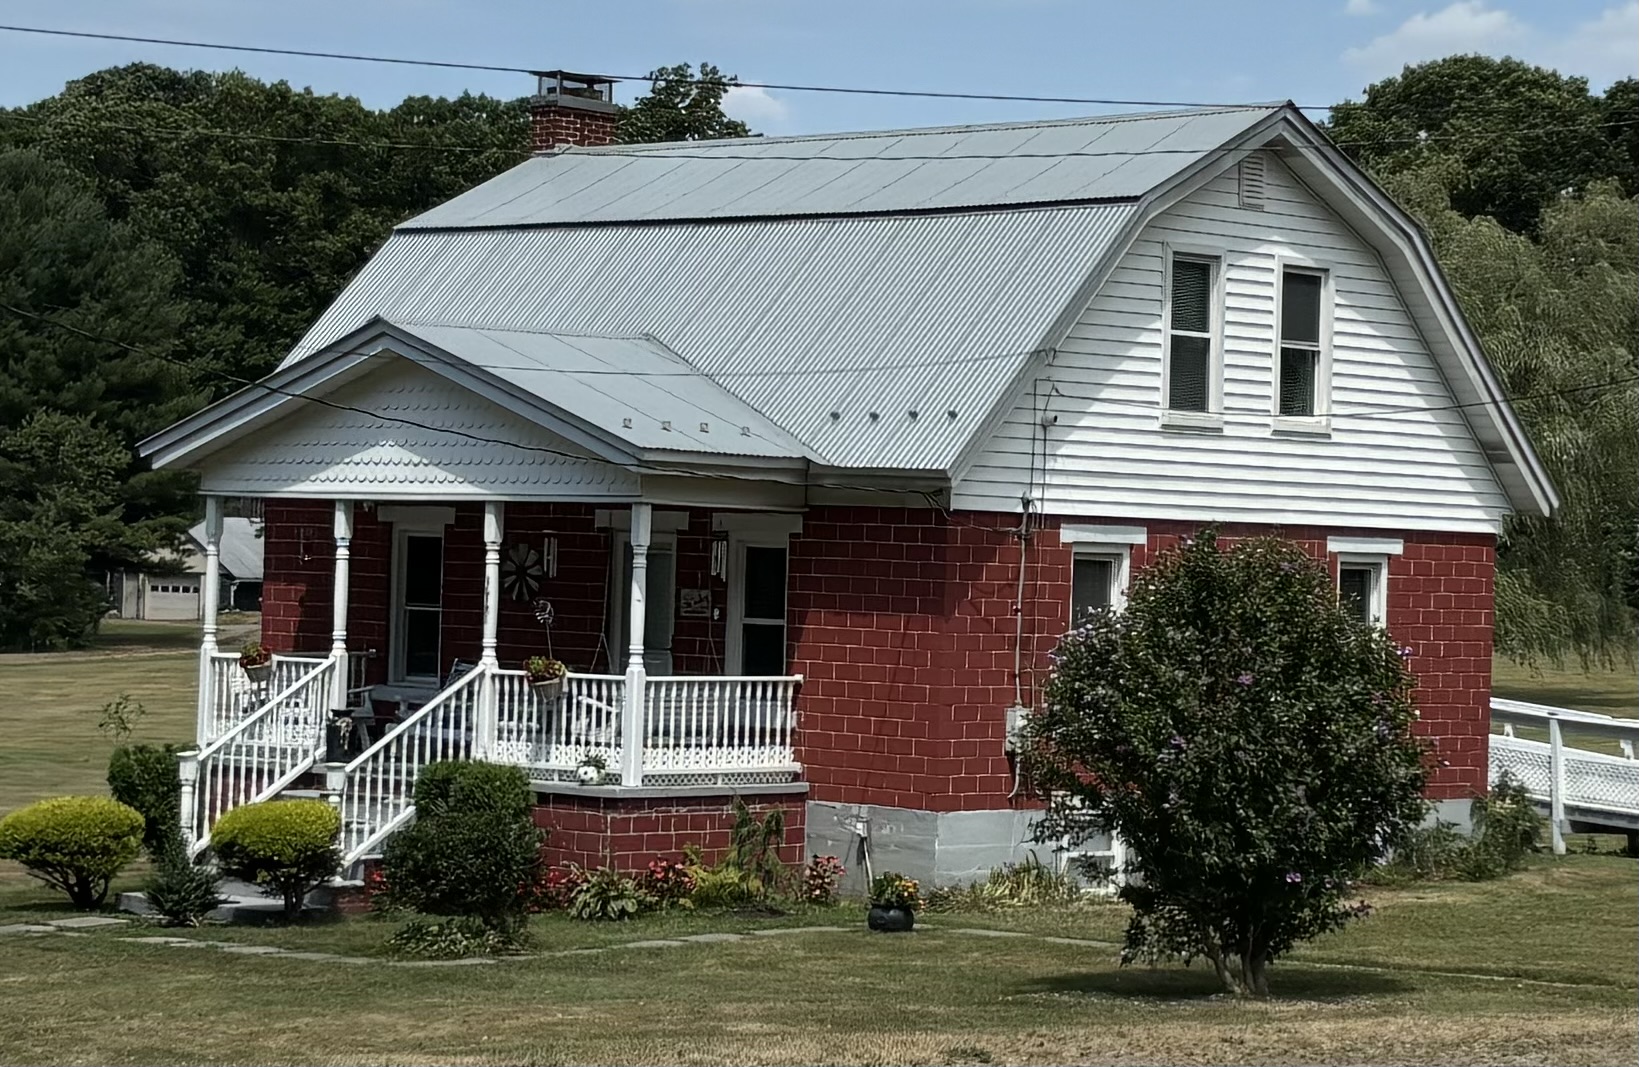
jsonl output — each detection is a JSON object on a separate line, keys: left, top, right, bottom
{"left": 618, "top": 63, "right": 752, "bottom": 143}
{"left": 0, "top": 412, "right": 134, "bottom": 649}
{"left": 1328, "top": 56, "right": 1622, "bottom": 234}
{"left": 1025, "top": 533, "right": 1428, "bottom": 997}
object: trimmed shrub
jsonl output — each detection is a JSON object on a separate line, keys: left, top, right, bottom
{"left": 412, "top": 760, "right": 532, "bottom": 821}
{"left": 382, "top": 761, "right": 542, "bottom": 942}
{"left": 143, "top": 833, "right": 225, "bottom": 926}
{"left": 0, "top": 795, "right": 144, "bottom": 909}
{"left": 211, "top": 800, "right": 339, "bottom": 919}
{"left": 107, "top": 743, "right": 182, "bottom": 854}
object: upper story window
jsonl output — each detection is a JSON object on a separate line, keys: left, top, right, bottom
{"left": 1164, "top": 252, "right": 1220, "bottom": 416}
{"left": 1276, "top": 267, "right": 1329, "bottom": 420}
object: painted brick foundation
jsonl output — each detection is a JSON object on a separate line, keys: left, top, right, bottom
{"left": 533, "top": 791, "right": 807, "bottom": 873}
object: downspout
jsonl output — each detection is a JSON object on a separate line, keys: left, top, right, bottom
{"left": 1013, "top": 494, "right": 1035, "bottom": 708}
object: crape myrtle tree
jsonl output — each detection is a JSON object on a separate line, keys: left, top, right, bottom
{"left": 1024, "top": 532, "right": 1429, "bottom": 996}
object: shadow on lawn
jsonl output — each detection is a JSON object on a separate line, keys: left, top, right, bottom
{"left": 1023, "top": 963, "right": 1410, "bottom": 1000}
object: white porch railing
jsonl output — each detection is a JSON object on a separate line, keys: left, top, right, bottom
{"left": 336, "top": 667, "right": 486, "bottom": 868}
{"left": 1489, "top": 697, "right": 1639, "bottom": 853}
{"left": 183, "top": 657, "right": 336, "bottom": 858}
{"left": 642, "top": 675, "right": 802, "bottom": 780}
{"left": 494, "top": 671, "right": 625, "bottom": 776}
{"left": 199, "top": 652, "right": 332, "bottom": 746}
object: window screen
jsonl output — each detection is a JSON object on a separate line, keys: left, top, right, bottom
{"left": 1071, "top": 555, "right": 1116, "bottom": 623}
{"left": 739, "top": 546, "right": 788, "bottom": 675}
{"left": 1167, "top": 256, "right": 1215, "bottom": 412}
{"left": 1338, "top": 564, "right": 1377, "bottom": 625}
{"left": 1278, "top": 270, "right": 1324, "bottom": 417}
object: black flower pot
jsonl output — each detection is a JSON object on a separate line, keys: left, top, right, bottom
{"left": 867, "top": 904, "right": 915, "bottom": 932}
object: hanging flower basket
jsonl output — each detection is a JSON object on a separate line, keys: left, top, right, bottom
{"left": 239, "top": 642, "right": 273, "bottom": 684}
{"left": 524, "top": 656, "right": 567, "bottom": 703}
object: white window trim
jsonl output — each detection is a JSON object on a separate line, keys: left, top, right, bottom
{"left": 724, "top": 535, "right": 790, "bottom": 676}
{"left": 1160, "top": 243, "right": 1225, "bottom": 427}
{"left": 1060, "top": 524, "right": 1147, "bottom": 546}
{"left": 1070, "top": 544, "right": 1134, "bottom": 617}
{"left": 1327, "top": 536, "right": 1404, "bottom": 556}
{"left": 389, "top": 525, "right": 445, "bottom": 684}
{"left": 1336, "top": 552, "right": 1389, "bottom": 628}
{"left": 1271, "top": 256, "right": 1334, "bottom": 434}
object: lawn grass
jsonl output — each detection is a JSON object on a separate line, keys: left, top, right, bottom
{"left": 0, "top": 856, "right": 1634, "bottom": 1065}
{"left": 1490, "top": 658, "right": 1637, "bottom": 756}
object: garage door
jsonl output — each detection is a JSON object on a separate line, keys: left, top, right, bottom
{"left": 144, "top": 578, "right": 200, "bottom": 621}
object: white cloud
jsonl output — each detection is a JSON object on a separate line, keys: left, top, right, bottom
{"left": 1341, "top": 1, "right": 1639, "bottom": 86}
{"left": 1343, "top": 2, "right": 1527, "bottom": 75}
{"left": 1344, "top": 0, "right": 1382, "bottom": 15}
{"left": 722, "top": 85, "right": 791, "bottom": 129}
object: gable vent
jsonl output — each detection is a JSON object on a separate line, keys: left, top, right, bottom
{"left": 1238, "top": 155, "right": 1267, "bottom": 210}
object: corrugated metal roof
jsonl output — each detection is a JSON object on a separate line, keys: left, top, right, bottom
{"left": 387, "top": 323, "right": 813, "bottom": 459}
{"left": 406, "top": 107, "right": 1278, "bottom": 228}
{"left": 289, "top": 202, "right": 1138, "bottom": 471}
{"left": 187, "top": 517, "right": 263, "bottom": 580}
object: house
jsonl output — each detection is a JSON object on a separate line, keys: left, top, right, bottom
{"left": 137, "top": 74, "right": 1555, "bottom": 887}
{"left": 108, "top": 516, "right": 265, "bottom": 620}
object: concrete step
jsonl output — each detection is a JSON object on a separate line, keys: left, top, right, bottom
{"left": 117, "top": 877, "right": 341, "bottom": 924}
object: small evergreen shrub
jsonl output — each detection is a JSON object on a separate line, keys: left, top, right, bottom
{"left": 107, "top": 743, "right": 182, "bottom": 854}
{"left": 381, "top": 760, "right": 543, "bottom": 942}
{"left": 412, "top": 760, "right": 532, "bottom": 820}
{"left": 567, "top": 866, "right": 650, "bottom": 921}
{"left": 0, "top": 795, "right": 144, "bottom": 909}
{"left": 143, "top": 833, "right": 225, "bottom": 926}
{"left": 210, "top": 800, "right": 340, "bottom": 919}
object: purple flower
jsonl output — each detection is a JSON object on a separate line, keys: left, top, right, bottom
{"left": 1397, "top": 645, "right": 1416, "bottom": 658}
{"left": 1285, "top": 872, "right": 1303, "bottom": 884}
{"left": 1279, "top": 561, "right": 1298, "bottom": 573}
{"left": 1236, "top": 672, "right": 1254, "bottom": 686}
{"left": 1168, "top": 735, "right": 1186, "bottom": 749}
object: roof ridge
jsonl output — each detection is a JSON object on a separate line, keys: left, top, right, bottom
{"left": 567, "top": 103, "right": 1286, "bottom": 154}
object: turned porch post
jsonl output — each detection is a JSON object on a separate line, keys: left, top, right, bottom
{"left": 621, "top": 502, "right": 651, "bottom": 786}
{"left": 329, "top": 500, "right": 354, "bottom": 712}
{"left": 195, "top": 495, "right": 224, "bottom": 746}
{"left": 475, "top": 501, "right": 505, "bottom": 760}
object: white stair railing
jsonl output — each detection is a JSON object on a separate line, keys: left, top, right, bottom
{"left": 185, "top": 658, "right": 336, "bottom": 859}
{"left": 642, "top": 675, "right": 802, "bottom": 776}
{"left": 336, "top": 666, "right": 487, "bottom": 868}
{"left": 1490, "top": 697, "right": 1639, "bottom": 855}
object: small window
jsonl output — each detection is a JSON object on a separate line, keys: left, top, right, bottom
{"left": 1277, "top": 269, "right": 1326, "bottom": 418}
{"left": 1337, "top": 558, "right": 1386, "bottom": 627}
{"left": 397, "top": 533, "right": 444, "bottom": 681}
{"left": 738, "top": 545, "right": 788, "bottom": 675}
{"left": 1070, "top": 551, "right": 1123, "bottom": 624}
{"left": 1165, "top": 254, "right": 1218, "bottom": 413}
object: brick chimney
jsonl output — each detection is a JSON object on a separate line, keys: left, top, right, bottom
{"left": 530, "top": 71, "right": 619, "bottom": 151}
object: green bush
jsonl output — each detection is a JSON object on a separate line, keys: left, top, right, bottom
{"left": 567, "top": 866, "right": 649, "bottom": 921}
{"left": 1367, "top": 774, "right": 1544, "bottom": 886}
{"left": 382, "top": 761, "right": 542, "bottom": 940}
{"left": 412, "top": 760, "right": 532, "bottom": 821}
{"left": 143, "top": 833, "right": 225, "bottom": 926}
{"left": 0, "top": 795, "right": 144, "bottom": 909}
{"left": 388, "top": 917, "right": 516, "bottom": 959}
{"left": 923, "top": 855, "right": 1087, "bottom": 913}
{"left": 680, "top": 799, "right": 789, "bottom": 908}
{"left": 210, "top": 800, "right": 339, "bottom": 919}
{"left": 107, "top": 743, "right": 182, "bottom": 854}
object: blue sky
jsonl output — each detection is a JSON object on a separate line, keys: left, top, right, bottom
{"left": 1, "top": 1, "right": 1634, "bottom": 134}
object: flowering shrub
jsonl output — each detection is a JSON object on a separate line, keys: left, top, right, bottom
{"left": 803, "top": 855, "right": 846, "bottom": 904}
{"left": 530, "top": 863, "right": 587, "bottom": 911}
{"left": 643, "top": 858, "right": 696, "bottom": 906}
{"left": 868, "top": 872, "right": 921, "bottom": 910}
{"left": 1026, "top": 531, "right": 1429, "bottom": 996}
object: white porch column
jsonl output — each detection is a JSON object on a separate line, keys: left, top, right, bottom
{"left": 621, "top": 502, "right": 652, "bottom": 786}
{"left": 475, "top": 501, "right": 505, "bottom": 760}
{"left": 195, "top": 495, "right": 224, "bottom": 746}
{"left": 329, "top": 500, "right": 354, "bottom": 711}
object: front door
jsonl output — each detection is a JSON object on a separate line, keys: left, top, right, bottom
{"left": 727, "top": 542, "right": 788, "bottom": 676}
{"left": 392, "top": 530, "right": 445, "bottom": 684}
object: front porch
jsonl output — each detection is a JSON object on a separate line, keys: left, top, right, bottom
{"left": 183, "top": 495, "right": 805, "bottom": 866}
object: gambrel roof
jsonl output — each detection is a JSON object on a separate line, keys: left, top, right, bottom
{"left": 148, "top": 104, "right": 1554, "bottom": 516}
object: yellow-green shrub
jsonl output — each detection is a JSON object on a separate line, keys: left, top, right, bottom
{"left": 0, "top": 796, "right": 144, "bottom": 909}
{"left": 211, "top": 800, "right": 340, "bottom": 919}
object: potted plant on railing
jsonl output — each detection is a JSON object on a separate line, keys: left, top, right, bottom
{"left": 524, "top": 656, "right": 568, "bottom": 702}
{"left": 239, "top": 641, "right": 273, "bottom": 685}
{"left": 575, "top": 752, "right": 608, "bottom": 786}
{"left": 867, "top": 872, "right": 921, "bottom": 932}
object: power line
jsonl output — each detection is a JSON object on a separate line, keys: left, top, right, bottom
{"left": 0, "top": 23, "right": 1328, "bottom": 111}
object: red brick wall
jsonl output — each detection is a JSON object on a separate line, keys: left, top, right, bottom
{"left": 533, "top": 791, "right": 807, "bottom": 873}
{"left": 529, "top": 106, "right": 618, "bottom": 151}
{"left": 788, "top": 508, "right": 1494, "bottom": 811}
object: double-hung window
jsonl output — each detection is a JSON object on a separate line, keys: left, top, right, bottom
{"left": 1276, "top": 266, "right": 1330, "bottom": 420}
{"left": 1163, "top": 252, "right": 1220, "bottom": 417}
{"left": 393, "top": 532, "right": 444, "bottom": 682}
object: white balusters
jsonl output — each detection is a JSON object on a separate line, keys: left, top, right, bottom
{"left": 186, "top": 658, "right": 337, "bottom": 858}
{"left": 640, "top": 675, "right": 801, "bottom": 776}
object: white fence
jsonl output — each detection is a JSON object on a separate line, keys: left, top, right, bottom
{"left": 1489, "top": 697, "right": 1639, "bottom": 852}
{"left": 493, "top": 671, "right": 625, "bottom": 774}
{"left": 643, "top": 675, "right": 802, "bottom": 779}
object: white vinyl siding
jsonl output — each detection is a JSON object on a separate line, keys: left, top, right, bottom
{"left": 954, "top": 152, "right": 1511, "bottom": 533}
